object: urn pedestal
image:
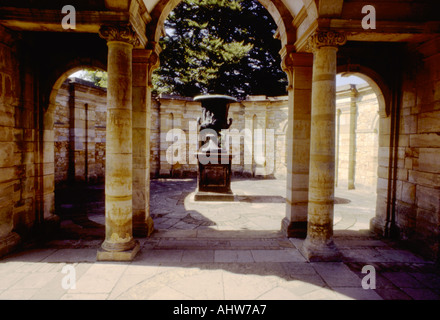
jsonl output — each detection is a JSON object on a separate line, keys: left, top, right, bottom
{"left": 193, "top": 95, "right": 236, "bottom": 202}
{"left": 195, "top": 151, "right": 234, "bottom": 201}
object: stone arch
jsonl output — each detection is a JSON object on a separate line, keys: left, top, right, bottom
{"left": 45, "top": 61, "right": 107, "bottom": 172}
{"left": 40, "top": 61, "right": 107, "bottom": 224}
{"left": 336, "top": 66, "right": 386, "bottom": 193}
{"left": 44, "top": 59, "right": 107, "bottom": 182}
{"left": 47, "top": 60, "right": 107, "bottom": 116}
{"left": 146, "top": 0, "right": 314, "bottom": 48}
{"left": 337, "top": 64, "right": 391, "bottom": 118}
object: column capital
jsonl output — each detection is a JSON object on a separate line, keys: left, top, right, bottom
{"left": 99, "top": 24, "right": 139, "bottom": 46}
{"left": 349, "top": 84, "right": 360, "bottom": 99}
{"left": 281, "top": 50, "right": 313, "bottom": 91}
{"left": 306, "top": 30, "right": 347, "bottom": 52}
{"left": 132, "top": 48, "right": 159, "bottom": 66}
{"left": 282, "top": 51, "right": 313, "bottom": 71}
{"left": 132, "top": 43, "right": 161, "bottom": 87}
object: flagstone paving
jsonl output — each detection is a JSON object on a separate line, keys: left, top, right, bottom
{"left": 0, "top": 178, "right": 439, "bottom": 300}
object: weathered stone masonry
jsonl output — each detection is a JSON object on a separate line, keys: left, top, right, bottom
{"left": 54, "top": 82, "right": 379, "bottom": 187}
{"left": 54, "top": 78, "right": 107, "bottom": 186}
{"left": 336, "top": 83, "right": 379, "bottom": 191}
{"left": 371, "top": 39, "right": 440, "bottom": 259}
{"left": 151, "top": 94, "right": 289, "bottom": 179}
{"left": 0, "top": 26, "right": 22, "bottom": 256}
{"left": 1, "top": 0, "right": 440, "bottom": 263}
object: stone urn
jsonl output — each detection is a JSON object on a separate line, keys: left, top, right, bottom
{"left": 193, "top": 94, "right": 237, "bottom": 201}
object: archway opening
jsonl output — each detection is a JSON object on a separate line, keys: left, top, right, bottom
{"left": 51, "top": 68, "right": 108, "bottom": 240}
{"left": 334, "top": 72, "right": 384, "bottom": 232}
{"left": 149, "top": 0, "right": 289, "bottom": 233}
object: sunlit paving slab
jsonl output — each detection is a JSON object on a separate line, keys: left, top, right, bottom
{"left": 1, "top": 179, "right": 439, "bottom": 301}
{"left": 311, "top": 262, "right": 366, "bottom": 288}
{"left": 0, "top": 244, "right": 439, "bottom": 300}
{"left": 222, "top": 271, "right": 281, "bottom": 300}
{"left": 86, "top": 178, "right": 378, "bottom": 234}
{"left": 214, "top": 250, "right": 255, "bottom": 263}
{"left": 148, "top": 178, "right": 377, "bottom": 232}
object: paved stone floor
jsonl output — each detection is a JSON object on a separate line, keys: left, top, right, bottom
{"left": 1, "top": 178, "right": 440, "bottom": 300}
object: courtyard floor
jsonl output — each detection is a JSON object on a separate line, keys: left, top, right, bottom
{"left": 0, "top": 178, "right": 439, "bottom": 300}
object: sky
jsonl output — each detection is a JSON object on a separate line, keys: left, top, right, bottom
{"left": 69, "top": 70, "right": 83, "bottom": 78}
{"left": 336, "top": 74, "right": 366, "bottom": 86}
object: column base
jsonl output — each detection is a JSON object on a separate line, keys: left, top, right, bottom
{"left": 370, "top": 216, "right": 386, "bottom": 236}
{"left": 0, "top": 232, "right": 21, "bottom": 258}
{"left": 97, "top": 240, "right": 140, "bottom": 261}
{"left": 281, "top": 218, "right": 307, "bottom": 238}
{"left": 300, "top": 237, "right": 342, "bottom": 262}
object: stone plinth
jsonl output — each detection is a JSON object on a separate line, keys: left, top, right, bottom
{"left": 195, "top": 151, "right": 234, "bottom": 201}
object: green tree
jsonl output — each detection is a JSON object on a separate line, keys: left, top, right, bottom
{"left": 75, "top": 69, "right": 108, "bottom": 88}
{"left": 153, "top": 0, "right": 287, "bottom": 99}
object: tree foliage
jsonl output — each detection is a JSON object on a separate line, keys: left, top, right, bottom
{"left": 75, "top": 69, "right": 108, "bottom": 88}
{"left": 152, "top": 0, "right": 287, "bottom": 99}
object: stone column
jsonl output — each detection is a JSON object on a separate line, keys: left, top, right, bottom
{"left": 71, "top": 85, "right": 87, "bottom": 182}
{"left": 301, "top": 31, "right": 346, "bottom": 261}
{"left": 348, "top": 84, "right": 358, "bottom": 190}
{"left": 85, "top": 103, "right": 97, "bottom": 183}
{"left": 159, "top": 109, "right": 173, "bottom": 176}
{"left": 253, "top": 112, "right": 267, "bottom": 177}
{"left": 132, "top": 49, "right": 157, "bottom": 237}
{"left": 335, "top": 108, "right": 342, "bottom": 187}
{"left": 281, "top": 51, "right": 313, "bottom": 238}
{"left": 37, "top": 105, "right": 59, "bottom": 233}
{"left": 243, "top": 113, "right": 254, "bottom": 176}
{"left": 171, "top": 112, "right": 184, "bottom": 175}
{"left": 97, "top": 24, "right": 140, "bottom": 261}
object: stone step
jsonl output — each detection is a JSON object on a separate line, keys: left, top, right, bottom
{"left": 151, "top": 228, "right": 284, "bottom": 239}
{"left": 149, "top": 238, "right": 296, "bottom": 250}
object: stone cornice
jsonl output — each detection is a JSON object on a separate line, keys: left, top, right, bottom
{"left": 99, "top": 24, "right": 139, "bottom": 46}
